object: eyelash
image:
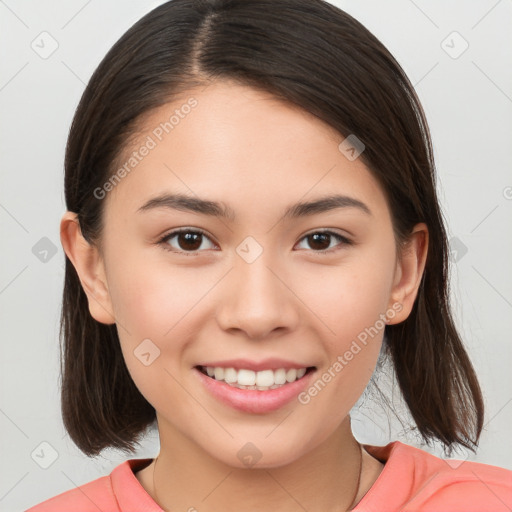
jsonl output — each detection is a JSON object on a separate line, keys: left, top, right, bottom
{"left": 156, "top": 228, "right": 353, "bottom": 256}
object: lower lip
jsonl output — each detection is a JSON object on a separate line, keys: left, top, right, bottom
{"left": 193, "top": 367, "right": 316, "bottom": 414}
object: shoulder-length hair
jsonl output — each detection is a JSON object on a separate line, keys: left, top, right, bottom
{"left": 61, "top": 0, "right": 484, "bottom": 457}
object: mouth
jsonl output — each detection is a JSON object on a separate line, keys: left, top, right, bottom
{"left": 193, "top": 363, "right": 318, "bottom": 414}
{"left": 195, "top": 365, "right": 316, "bottom": 391}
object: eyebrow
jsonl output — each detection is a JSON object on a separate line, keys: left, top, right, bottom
{"left": 137, "top": 192, "right": 372, "bottom": 221}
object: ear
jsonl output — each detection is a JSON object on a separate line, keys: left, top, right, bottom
{"left": 60, "top": 211, "right": 116, "bottom": 325}
{"left": 386, "top": 222, "right": 429, "bottom": 325}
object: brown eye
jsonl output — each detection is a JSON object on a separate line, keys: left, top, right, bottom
{"left": 296, "top": 231, "right": 352, "bottom": 253}
{"left": 175, "top": 232, "right": 203, "bottom": 251}
{"left": 159, "top": 229, "right": 216, "bottom": 254}
{"left": 307, "top": 233, "right": 331, "bottom": 250}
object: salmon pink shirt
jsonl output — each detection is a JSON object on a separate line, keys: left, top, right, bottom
{"left": 26, "top": 441, "right": 512, "bottom": 511}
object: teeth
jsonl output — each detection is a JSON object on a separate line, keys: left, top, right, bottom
{"left": 201, "top": 366, "right": 309, "bottom": 390}
{"left": 224, "top": 367, "right": 238, "bottom": 383}
{"left": 286, "top": 369, "right": 297, "bottom": 382}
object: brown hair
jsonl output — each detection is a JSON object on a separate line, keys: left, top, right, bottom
{"left": 61, "top": 0, "right": 484, "bottom": 457}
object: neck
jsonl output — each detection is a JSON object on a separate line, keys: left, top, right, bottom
{"left": 149, "top": 416, "right": 367, "bottom": 512}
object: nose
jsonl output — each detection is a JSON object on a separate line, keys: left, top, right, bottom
{"left": 215, "top": 252, "right": 300, "bottom": 340}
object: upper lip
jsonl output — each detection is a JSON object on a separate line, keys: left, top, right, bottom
{"left": 195, "top": 358, "right": 316, "bottom": 372}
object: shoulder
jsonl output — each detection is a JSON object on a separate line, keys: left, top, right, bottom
{"left": 358, "top": 441, "right": 512, "bottom": 512}
{"left": 406, "top": 448, "right": 512, "bottom": 512}
{"left": 25, "top": 466, "right": 120, "bottom": 512}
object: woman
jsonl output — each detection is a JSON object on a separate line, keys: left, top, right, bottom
{"left": 27, "top": 0, "right": 512, "bottom": 510}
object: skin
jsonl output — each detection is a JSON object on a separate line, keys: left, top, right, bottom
{"left": 61, "top": 80, "right": 428, "bottom": 512}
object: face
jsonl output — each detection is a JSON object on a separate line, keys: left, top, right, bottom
{"left": 69, "top": 80, "right": 422, "bottom": 468}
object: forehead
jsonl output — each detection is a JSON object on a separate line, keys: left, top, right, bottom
{"left": 105, "top": 80, "right": 388, "bottom": 222}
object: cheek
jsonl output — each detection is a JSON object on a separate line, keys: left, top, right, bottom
{"left": 297, "top": 249, "right": 395, "bottom": 344}
{"left": 106, "top": 253, "right": 224, "bottom": 403}
{"left": 106, "top": 248, "right": 214, "bottom": 339}
{"left": 293, "top": 240, "right": 395, "bottom": 416}
{"left": 109, "top": 263, "right": 200, "bottom": 410}
{"left": 295, "top": 258, "right": 391, "bottom": 436}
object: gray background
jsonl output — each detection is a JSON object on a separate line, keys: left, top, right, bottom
{"left": 1, "top": 0, "right": 511, "bottom": 510}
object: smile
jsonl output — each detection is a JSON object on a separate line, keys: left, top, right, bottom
{"left": 197, "top": 365, "right": 315, "bottom": 390}
{"left": 194, "top": 365, "right": 317, "bottom": 414}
